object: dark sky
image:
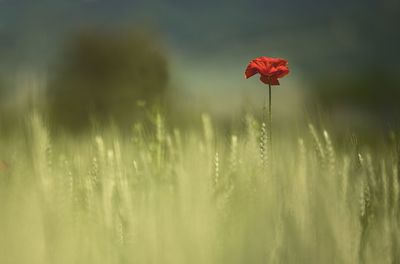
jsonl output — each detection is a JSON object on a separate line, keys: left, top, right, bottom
{"left": 0, "top": 0, "right": 400, "bottom": 62}
{"left": 0, "top": 0, "right": 399, "bottom": 85}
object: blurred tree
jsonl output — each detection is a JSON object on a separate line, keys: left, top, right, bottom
{"left": 0, "top": 76, "right": 15, "bottom": 136}
{"left": 47, "top": 29, "right": 169, "bottom": 133}
{"left": 310, "top": 69, "right": 400, "bottom": 133}
{"left": 314, "top": 71, "right": 400, "bottom": 113}
{"left": 0, "top": 76, "right": 7, "bottom": 106}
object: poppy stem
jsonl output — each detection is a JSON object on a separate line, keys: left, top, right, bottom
{"left": 268, "top": 82, "right": 272, "bottom": 157}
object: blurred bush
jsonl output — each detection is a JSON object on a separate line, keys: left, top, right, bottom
{"left": 0, "top": 76, "right": 7, "bottom": 107}
{"left": 311, "top": 70, "right": 400, "bottom": 122}
{"left": 0, "top": 76, "right": 13, "bottom": 135}
{"left": 47, "top": 29, "right": 169, "bottom": 133}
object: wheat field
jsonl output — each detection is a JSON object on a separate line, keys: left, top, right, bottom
{"left": 0, "top": 111, "right": 399, "bottom": 264}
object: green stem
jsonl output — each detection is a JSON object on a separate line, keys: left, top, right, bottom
{"left": 268, "top": 81, "right": 272, "bottom": 157}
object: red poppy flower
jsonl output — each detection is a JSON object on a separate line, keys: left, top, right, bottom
{"left": 245, "top": 56, "right": 289, "bottom": 85}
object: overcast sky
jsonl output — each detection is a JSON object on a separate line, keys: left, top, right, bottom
{"left": 1, "top": 1, "right": 398, "bottom": 60}
{"left": 0, "top": 0, "right": 399, "bottom": 99}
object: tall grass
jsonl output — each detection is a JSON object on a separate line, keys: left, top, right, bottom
{"left": 0, "top": 111, "right": 399, "bottom": 264}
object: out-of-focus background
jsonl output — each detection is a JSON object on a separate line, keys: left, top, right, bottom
{"left": 0, "top": 0, "right": 399, "bottom": 134}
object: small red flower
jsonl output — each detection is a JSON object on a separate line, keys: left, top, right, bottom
{"left": 245, "top": 56, "right": 289, "bottom": 85}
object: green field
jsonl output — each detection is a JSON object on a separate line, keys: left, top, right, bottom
{"left": 0, "top": 112, "right": 399, "bottom": 264}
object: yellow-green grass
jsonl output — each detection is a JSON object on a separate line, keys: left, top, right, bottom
{"left": 0, "top": 112, "right": 399, "bottom": 264}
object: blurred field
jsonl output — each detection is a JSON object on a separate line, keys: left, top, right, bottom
{"left": 0, "top": 111, "right": 399, "bottom": 264}
{"left": 1, "top": 1, "right": 399, "bottom": 262}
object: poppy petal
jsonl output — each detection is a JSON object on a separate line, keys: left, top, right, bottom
{"left": 245, "top": 59, "right": 267, "bottom": 78}
{"left": 245, "top": 56, "right": 289, "bottom": 85}
{"left": 269, "top": 58, "right": 288, "bottom": 67}
{"left": 259, "top": 75, "right": 268, "bottom": 84}
{"left": 270, "top": 76, "right": 280, "bottom": 85}
{"left": 245, "top": 64, "right": 259, "bottom": 78}
{"left": 260, "top": 75, "right": 280, "bottom": 85}
{"left": 273, "top": 65, "right": 290, "bottom": 78}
